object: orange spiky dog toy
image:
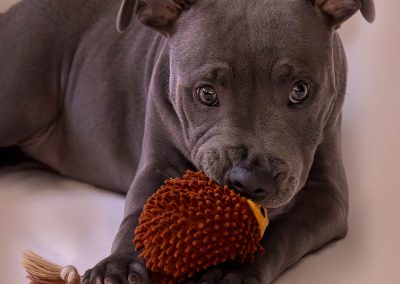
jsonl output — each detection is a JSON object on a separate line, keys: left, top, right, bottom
{"left": 134, "top": 171, "right": 269, "bottom": 283}
{"left": 22, "top": 171, "right": 268, "bottom": 284}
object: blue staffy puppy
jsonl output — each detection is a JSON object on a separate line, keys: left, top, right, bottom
{"left": 0, "top": 0, "right": 375, "bottom": 283}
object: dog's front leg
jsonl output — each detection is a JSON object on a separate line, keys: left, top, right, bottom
{"left": 81, "top": 168, "right": 163, "bottom": 284}
{"left": 260, "top": 180, "right": 348, "bottom": 283}
{"left": 82, "top": 155, "right": 192, "bottom": 284}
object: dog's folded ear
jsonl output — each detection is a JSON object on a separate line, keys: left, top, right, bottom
{"left": 117, "top": 0, "right": 195, "bottom": 35}
{"left": 312, "top": 0, "right": 375, "bottom": 28}
{"left": 360, "top": 0, "right": 375, "bottom": 23}
{"left": 117, "top": 0, "right": 137, "bottom": 33}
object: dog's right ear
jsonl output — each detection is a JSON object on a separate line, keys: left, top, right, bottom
{"left": 311, "top": 0, "right": 375, "bottom": 28}
{"left": 117, "top": 0, "right": 195, "bottom": 35}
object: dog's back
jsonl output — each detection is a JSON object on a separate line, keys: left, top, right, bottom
{"left": 0, "top": 0, "right": 165, "bottom": 192}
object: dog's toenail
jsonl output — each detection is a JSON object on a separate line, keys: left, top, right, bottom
{"left": 128, "top": 273, "right": 138, "bottom": 284}
{"left": 105, "top": 278, "right": 115, "bottom": 284}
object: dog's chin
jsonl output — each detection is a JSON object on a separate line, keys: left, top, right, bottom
{"left": 267, "top": 206, "right": 288, "bottom": 220}
{"left": 259, "top": 195, "right": 291, "bottom": 212}
{"left": 260, "top": 178, "right": 300, "bottom": 218}
{"left": 264, "top": 195, "right": 296, "bottom": 220}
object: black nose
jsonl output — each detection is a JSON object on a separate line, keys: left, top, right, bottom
{"left": 227, "top": 167, "right": 274, "bottom": 201}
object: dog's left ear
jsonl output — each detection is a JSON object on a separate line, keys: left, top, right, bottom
{"left": 117, "top": 0, "right": 194, "bottom": 35}
{"left": 312, "top": 0, "right": 375, "bottom": 28}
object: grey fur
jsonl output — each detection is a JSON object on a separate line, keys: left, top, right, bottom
{"left": 0, "top": 0, "right": 374, "bottom": 283}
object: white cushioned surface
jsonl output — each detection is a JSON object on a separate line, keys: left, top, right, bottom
{"left": 1, "top": 1, "right": 399, "bottom": 283}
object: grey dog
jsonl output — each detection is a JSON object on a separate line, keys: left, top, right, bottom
{"left": 0, "top": 0, "right": 375, "bottom": 283}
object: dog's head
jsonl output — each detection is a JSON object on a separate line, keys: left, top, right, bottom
{"left": 118, "top": 0, "right": 374, "bottom": 208}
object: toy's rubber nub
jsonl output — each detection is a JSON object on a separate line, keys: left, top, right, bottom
{"left": 246, "top": 200, "right": 269, "bottom": 239}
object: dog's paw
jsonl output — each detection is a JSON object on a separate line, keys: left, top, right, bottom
{"left": 187, "top": 264, "right": 263, "bottom": 284}
{"left": 82, "top": 252, "right": 150, "bottom": 284}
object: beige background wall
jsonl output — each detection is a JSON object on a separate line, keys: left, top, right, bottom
{"left": 1, "top": 1, "right": 399, "bottom": 283}
{"left": 0, "top": 0, "right": 16, "bottom": 11}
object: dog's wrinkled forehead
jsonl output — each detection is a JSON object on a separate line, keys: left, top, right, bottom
{"left": 172, "top": 0, "right": 331, "bottom": 73}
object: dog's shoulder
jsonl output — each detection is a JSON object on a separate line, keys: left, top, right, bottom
{"left": 2, "top": 0, "right": 119, "bottom": 38}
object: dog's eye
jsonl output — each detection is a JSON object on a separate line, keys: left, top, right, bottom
{"left": 196, "top": 86, "right": 219, "bottom": 106}
{"left": 289, "top": 81, "right": 310, "bottom": 105}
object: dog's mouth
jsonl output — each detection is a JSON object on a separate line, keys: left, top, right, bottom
{"left": 195, "top": 149, "right": 300, "bottom": 212}
{"left": 203, "top": 168, "right": 298, "bottom": 218}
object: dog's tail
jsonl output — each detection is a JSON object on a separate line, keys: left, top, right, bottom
{"left": 22, "top": 251, "right": 81, "bottom": 284}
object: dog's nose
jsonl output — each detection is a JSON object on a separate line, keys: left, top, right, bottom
{"left": 227, "top": 167, "right": 274, "bottom": 202}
